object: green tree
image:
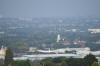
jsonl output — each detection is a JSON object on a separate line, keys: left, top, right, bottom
{"left": 26, "top": 60, "right": 31, "bottom": 66}
{"left": 4, "top": 48, "right": 14, "bottom": 66}
{"left": 55, "top": 63, "right": 61, "bottom": 66}
{"left": 53, "top": 57, "right": 66, "bottom": 63}
{"left": 84, "top": 54, "right": 98, "bottom": 66}
{"left": 8, "top": 63, "right": 12, "bottom": 66}
{"left": 60, "top": 61, "right": 67, "bottom": 66}
{"left": 15, "top": 60, "right": 31, "bottom": 66}
{"left": 92, "top": 61, "right": 99, "bottom": 66}
{"left": 2, "top": 64, "right": 4, "bottom": 66}
{"left": 40, "top": 61, "right": 53, "bottom": 66}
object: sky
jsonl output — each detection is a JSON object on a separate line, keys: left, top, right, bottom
{"left": 0, "top": 0, "right": 100, "bottom": 18}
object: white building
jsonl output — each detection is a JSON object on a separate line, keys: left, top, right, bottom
{"left": 56, "top": 34, "right": 61, "bottom": 42}
{"left": 0, "top": 46, "right": 6, "bottom": 59}
{"left": 88, "top": 29, "right": 100, "bottom": 33}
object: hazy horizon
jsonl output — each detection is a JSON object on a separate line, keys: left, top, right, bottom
{"left": 0, "top": 0, "right": 100, "bottom": 18}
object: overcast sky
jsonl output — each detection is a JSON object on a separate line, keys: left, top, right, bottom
{"left": 0, "top": 0, "right": 100, "bottom": 18}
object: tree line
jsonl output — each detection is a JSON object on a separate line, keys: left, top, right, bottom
{"left": 35, "top": 54, "right": 99, "bottom": 66}
{"left": 1, "top": 48, "right": 99, "bottom": 66}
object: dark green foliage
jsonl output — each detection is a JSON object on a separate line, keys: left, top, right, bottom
{"left": 60, "top": 61, "right": 67, "bottom": 66}
{"left": 84, "top": 54, "right": 98, "bottom": 66}
{"left": 2, "top": 64, "right": 5, "bottom": 66}
{"left": 4, "top": 48, "right": 14, "bottom": 66}
{"left": 52, "top": 57, "right": 66, "bottom": 63}
{"left": 55, "top": 63, "right": 61, "bottom": 66}
{"left": 92, "top": 61, "right": 99, "bottom": 66}
{"left": 37, "top": 58, "right": 54, "bottom": 66}
{"left": 15, "top": 60, "right": 31, "bottom": 66}
{"left": 36, "top": 54, "right": 98, "bottom": 66}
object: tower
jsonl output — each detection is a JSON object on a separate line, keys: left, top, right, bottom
{"left": 56, "top": 34, "right": 61, "bottom": 43}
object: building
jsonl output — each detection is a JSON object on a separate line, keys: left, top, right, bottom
{"left": 56, "top": 34, "right": 61, "bottom": 42}
{"left": 0, "top": 46, "right": 6, "bottom": 59}
{"left": 88, "top": 29, "right": 100, "bottom": 33}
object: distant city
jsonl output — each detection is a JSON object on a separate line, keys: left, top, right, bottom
{"left": 0, "top": 16, "right": 100, "bottom": 50}
{"left": 0, "top": 16, "right": 100, "bottom": 65}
